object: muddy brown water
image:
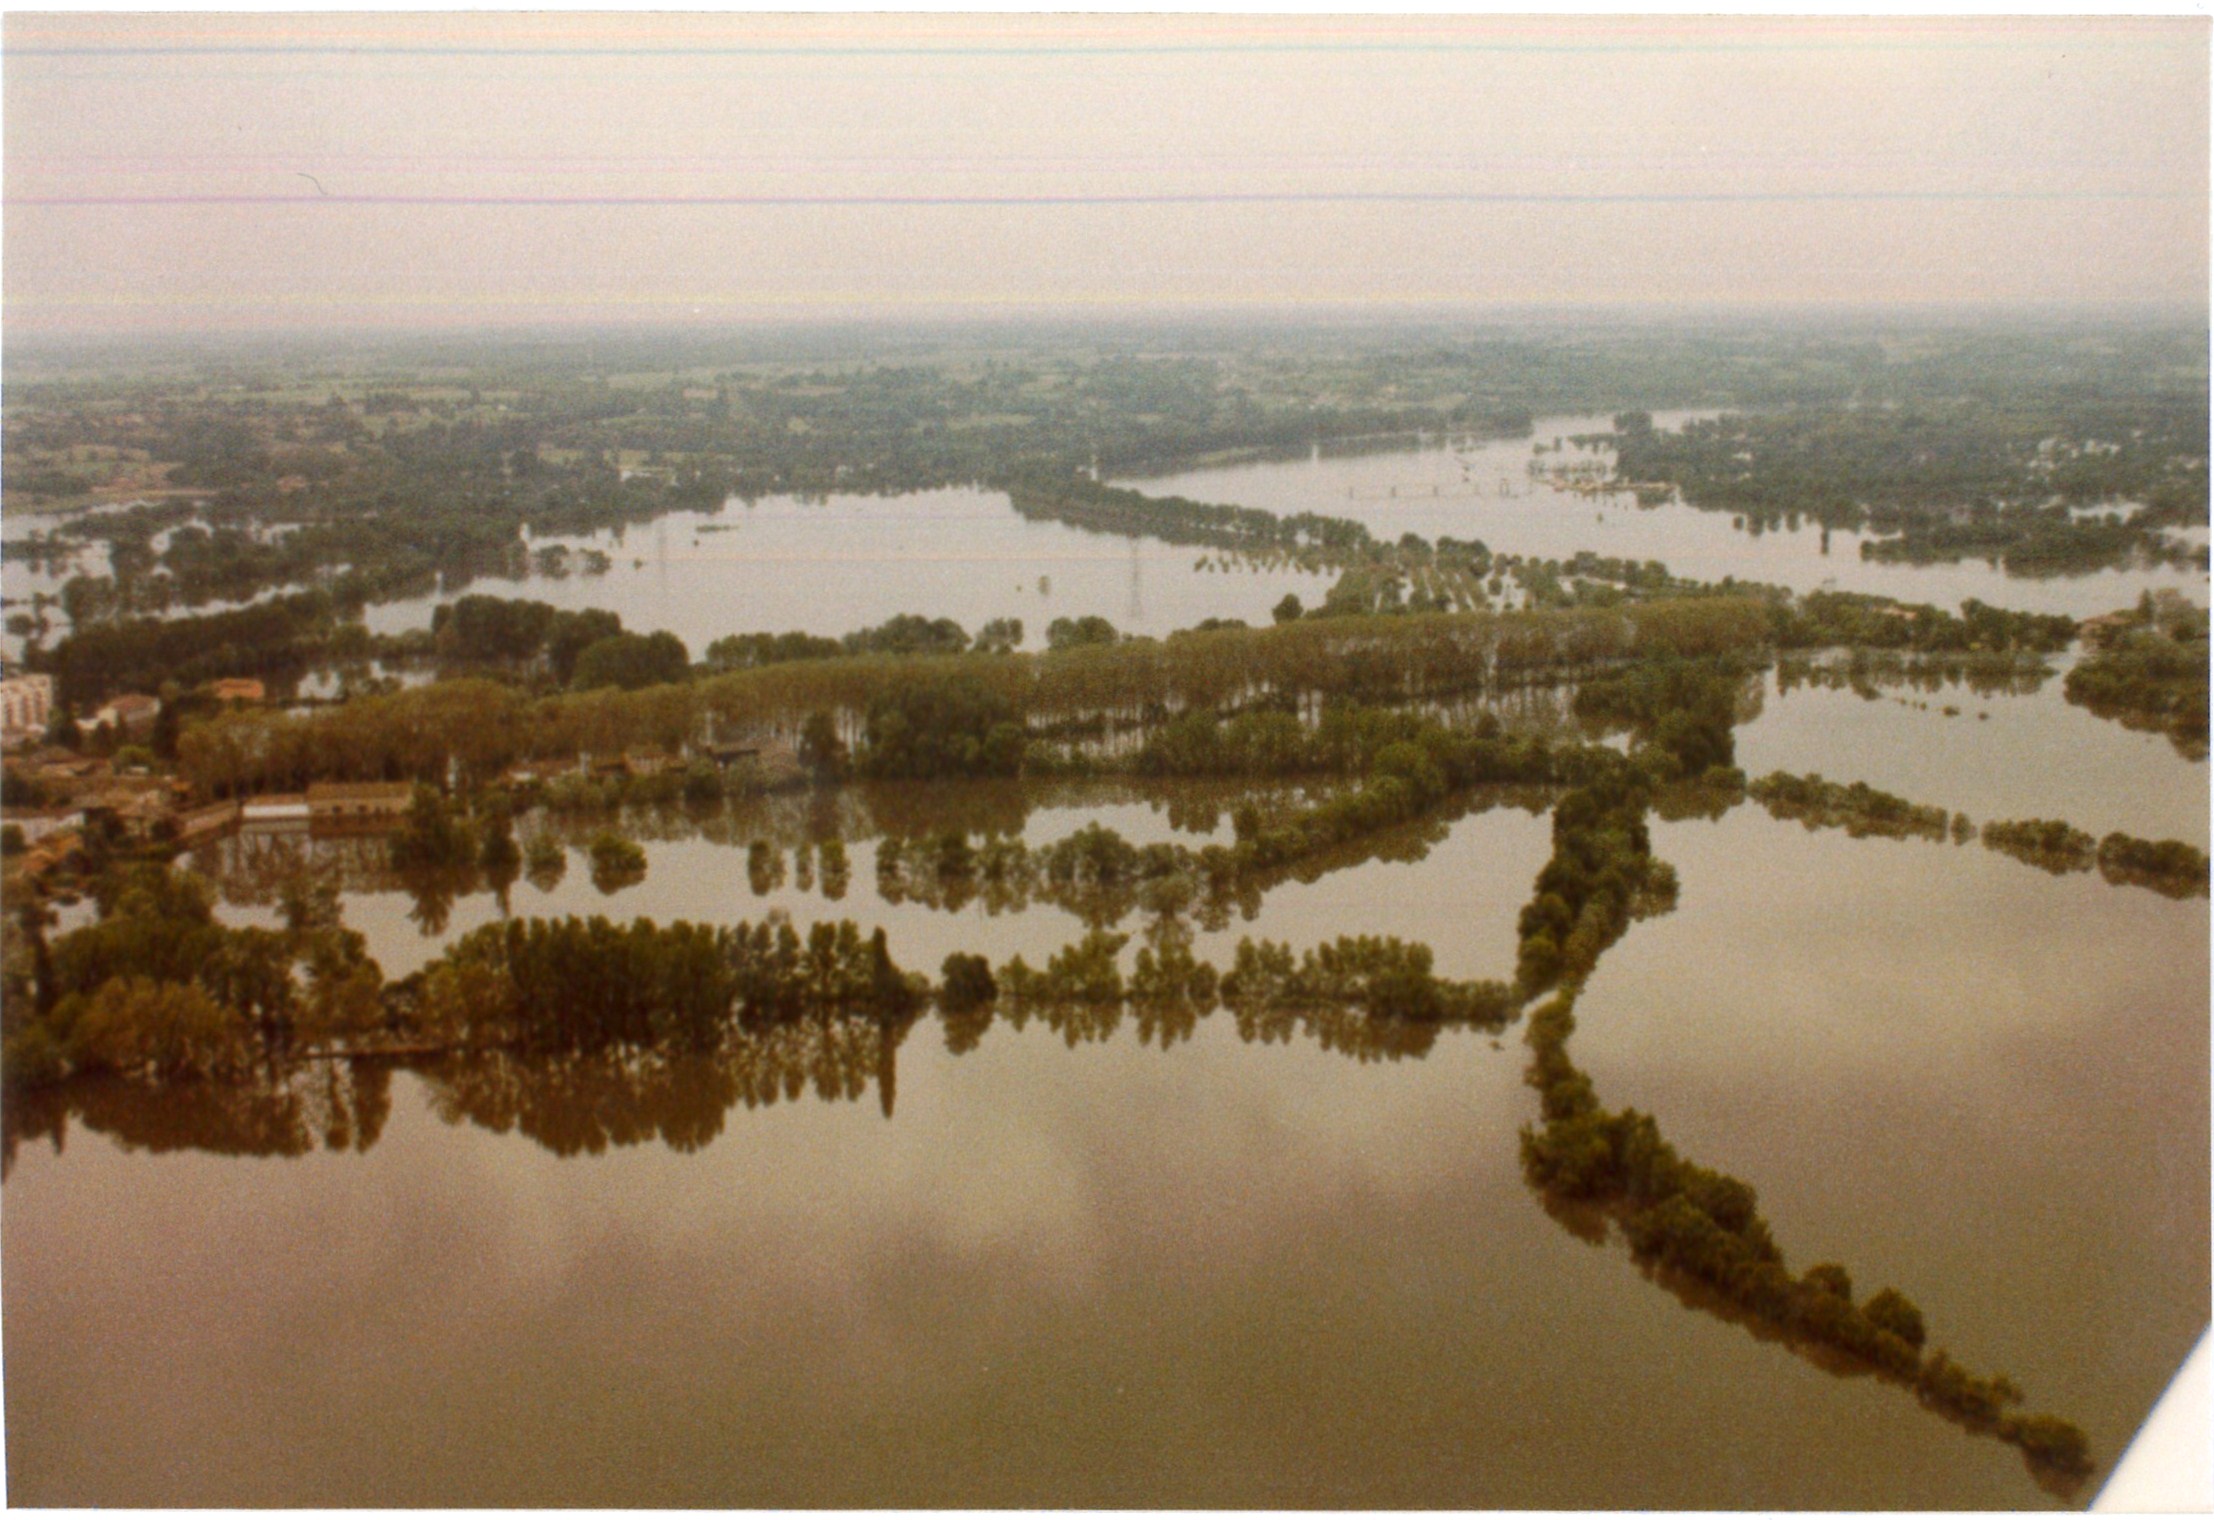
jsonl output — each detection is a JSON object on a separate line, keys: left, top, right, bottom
{"left": 5, "top": 734, "right": 2203, "bottom": 1506}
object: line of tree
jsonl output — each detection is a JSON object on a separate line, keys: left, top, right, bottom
{"left": 3, "top": 917, "right": 1522, "bottom": 1171}
{"left": 1005, "top": 471, "right": 1378, "bottom": 560}
{"left": 1753, "top": 778, "right": 2208, "bottom": 900}
{"left": 8, "top": 853, "right": 1526, "bottom": 1101}
{"left": 1570, "top": 655, "right": 1746, "bottom": 778}
{"left": 1519, "top": 990, "right": 2092, "bottom": 1485}
{"left": 403, "top": 914, "right": 921, "bottom": 1054}
{"left": 1747, "top": 772, "right": 1962, "bottom": 843}
{"left": 1774, "top": 647, "right": 2053, "bottom": 702}
{"left": 1, "top": 862, "right": 382, "bottom": 1086}
{"left": 869, "top": 719, "right": 1571, "bottom": 928}
{"left": 1775, "top": 592, "right": 2079, "bottom": 656}
{"left": 41, "top": 588, "right": 355, "bottom": 709}
{"left": 2094, "top": 833, "right": 2211, "bottom": 899}
{"left": 168, "top": 597, "right": 1778, "bottom": 797}
{"left": 1510, "top": 776, "right": 2094, "bottom": 1489}
{"left": 1980, "top": 818, "right": 2098, "bottom": 875}
{"left": 1514, "top": 762, "right": 1683, "bottom": 998}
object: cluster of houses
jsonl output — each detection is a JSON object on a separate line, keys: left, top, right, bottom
{"left": 0, "top": 671, "right": 268, "bottom": 754}
{"left": 0, "top": 674, "right": 288, "bottom": 879}
{"left": 4, "top": 742, "right": 415, "bottom": 890}
{"left": 1, "top": 674, "right": 171, "bottom": 753}
{"left": 6, "top": 750, "right": 218, "bottom": 885}
{"left": 3, "top": 694, "right": 805, "bottom": 894}
{"left": 7, "top": 745, "right": 803, "bottom": 888}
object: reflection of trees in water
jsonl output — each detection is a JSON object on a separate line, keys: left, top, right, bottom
{"left": 3, "top": 1059, "right": 391, "bottom": 1177}
{"left": 21, "top": 774, "right": 1542, "bottom": 1165}
{"left": 410, "top": 978, "right": 1462, "bottom": 1127}
{"left": 421, "top": 1011, "right": 922, "bottom": 1156}
{"left": 1515, "top": 778, "right": 2096, "bottom": 1498}
{"left": 1004, "top": 996, "right": 1123, "bottom": 1049}
{"left": 402, "top": 866, "right": 475, "bottom": 935}
{"left": 190, "top": 779, "right": 1265, "bottom": 920}
{"left": 1129, "top": 997, "right": 1202, "bottom": 1050}
{"left": 1230, "top": 999, "right": 1441, "bottom": 1062}
{"left": 525, "top": 777, "right": 1256, "bottom": 861}
{"left": 185, "top": 775, "right": 1501, "bottom": 951}
{"left": 1621, "top": 1248, "right": 2085, "bottom": 1504}
{"left": 190, "top": 831, "right": 401, "bottom": 907}
{"left": 5, "top": 976, "right": 1491, "bottom": 1169}
{"left": 1413, "top": 682, "right": 1583, "bottom": 736}
{"left": 876, "top": 784, "right": 1552, "bottom": 933}
{"left": 1775, "top": 649, "right": 2055, "bottom": 702}
{"left": 190, "top": 832, "right": 492, "bottom": 940}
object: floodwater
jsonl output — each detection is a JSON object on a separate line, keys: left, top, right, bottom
{"left": 0, "top": 537, "right": 105, "bottom": 663}
{"left": 1126, "top": 412, "right": 2212, "bottom": 619}
{"left": 6, "top": 750, "right": 2205, "bottom": 1506}
{"left": 5, "top": 408, "right": 2210, "bottom": 1508}
{"left": 1574, "top": 810, "right": 2208, "bottom": 1510}
{"left": 0, "top": 528, "right": 302, "bottom": 664}
{"left": 340, "top": 409, "right": 2211, "bottom": 655}
{"left": 1735, "top": 656, "right": 2208, "bottom": 847}
{"left": 361, "top": 486, "right": 1327, "bottom": 651}
{"left": 178, "top": 780, "right": 1549, "bottom": 983}
{"left": 15, "top": 411, "right": 2209, "bottom": 670}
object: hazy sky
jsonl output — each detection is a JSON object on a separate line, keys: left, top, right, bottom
{"left": 6, "top": 13, "right": 2207, "bottom": 334}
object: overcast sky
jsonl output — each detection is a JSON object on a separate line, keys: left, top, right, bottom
{"left": 5, "top": 13, "right": 2207, "bottom": 335}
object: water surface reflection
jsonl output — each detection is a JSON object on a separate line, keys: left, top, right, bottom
{"left": 5, "top": 750, "right": 2203, "bottom": 1509}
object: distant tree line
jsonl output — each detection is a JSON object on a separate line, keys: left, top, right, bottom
{"left": 1606, "top": 398, "right": 2207, "bottom": 581}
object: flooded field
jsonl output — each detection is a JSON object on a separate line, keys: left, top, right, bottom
{"left": 360, "top": 486, "right": 1327, "bottom": 651}
{"left": 4, "top": 413, "right": 2206, "bottom": 1509}
{"left": 1574, "top": 810, "right": 2208, "bottom": 1509}
{"left": 327, "top": 412, "right": 2214, "bottom": 660}
{"left": 5, "top": 736, "right": 2204, "bottom": 1505}
{"left": 10, "top": 12, "right": 2208, "bottom": 1507}
{"left": 1736, "top": 657, "right": 2209, "bottom": 847}
{"left": 164, "top": 780, "right": 1542, "bottom": 983}
{"left": 12, "top": 411, "right": 2207, "bottom": 674}
{"left": 1129, "top": 412, "right": 2211, "bottom": 620}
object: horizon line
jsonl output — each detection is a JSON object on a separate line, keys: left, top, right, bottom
{"left": 8, "top": 297, "right": 2207, "bottom": 349}
{"left": 14, "top": 189, "right": 2189, "bottom": 210}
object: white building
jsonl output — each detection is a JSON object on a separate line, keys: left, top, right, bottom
{"left": 0, "top": 674, "right": 54, "bottom": 747}
{"left": 241, "top": 792, "right": 310, "bottom": 822}
{"left": 87, "top": 692, "right": 160, "bottom": 735}
{"left": 11, "top": 807, "right": 84, "bottom": 844}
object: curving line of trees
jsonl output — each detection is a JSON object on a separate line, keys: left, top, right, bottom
{"left": 1509, "top": 775, "right": 2096, "bottom": 1490}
